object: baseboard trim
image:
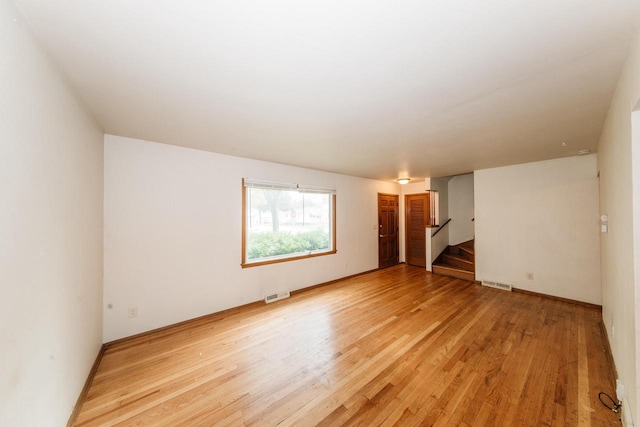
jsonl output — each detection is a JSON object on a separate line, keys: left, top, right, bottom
{"left": 69, "top": 264, "right": 402, "bottom": 423}
{"left": 599, "top": 321, "right": 619, "bottom": 380}
{"left": 104, "top": 299, "right": 265, "bottom": 350}
{"left": 290, "top": 267, "right": 381, "bottom": 296}
{"left": 67, "top": 344, "right": 106, "bottom": 426}
{"left": 104, "top": 267, "right": 383, "bottom": 350}
{"left": 67, "top": 265, "right": 600, "bottom": 425}
{"left": 599, "top": 321, "right": 630, "bottom": 426}
{"left": 512, "top": 287, "right": 602, "bottom": 309}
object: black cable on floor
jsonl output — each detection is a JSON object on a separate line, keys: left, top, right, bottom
{"left": 598, "top": 391, "right": 621, "bottom": 413}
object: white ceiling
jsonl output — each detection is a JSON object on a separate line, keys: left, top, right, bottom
{"left": 14, "top": 0, "right": 640, "bottom": 181}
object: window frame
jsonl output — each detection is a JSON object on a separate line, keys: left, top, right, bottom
{"left": 241, "top": 179, "right": 337, "bottom": 268}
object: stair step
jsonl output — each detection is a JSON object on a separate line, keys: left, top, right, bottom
{"left": 458, "top": 246, "right": 474, "bottom": 261}
{"left": 447, "top": 244, "right": 474, "bottom": 258}
{"left": 432, "top": 264, "right": 475, "bottom": 281}
{"left": 441, "top": 254, "right": 474, "bottom": 272}
{"left": 433, "top": 239, "right": 475, "bottom": 282}
{"left": 459, "top": 239, "right": 475, "bottom": 249}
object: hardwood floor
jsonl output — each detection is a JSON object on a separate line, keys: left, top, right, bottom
{"left": 74, "top": 265, "right": 619, "bottom": 426}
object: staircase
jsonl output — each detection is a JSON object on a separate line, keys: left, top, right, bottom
{"left": 432, "top": 240, "right": 475, "bottom": 281}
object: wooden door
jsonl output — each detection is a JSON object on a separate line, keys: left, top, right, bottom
{"left": 405, "top": 193, "right": 430, "bottom": 267}
{"left": 378, "top": 194, "right": 399, "bottom": 269}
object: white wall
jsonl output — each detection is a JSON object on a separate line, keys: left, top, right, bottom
{"left": 598, "top": 29, "right": 640, "bottom": 426}
{"left": 475, "top": 155, "right": 601, "bottom": 305}
{"left": 429, "top": 228, "right": 449, "bottom": 265}
{"left": 448, "top": 173, "right": 475, "bottom": 245}
{"left": 0, "top": 1, "right": 104, "bottom": 425}
{"left": 104, "top": 135, "right": 398, "bottom": 341}
{"left": 633, "top": 107, "right": 640, "bottom": 427}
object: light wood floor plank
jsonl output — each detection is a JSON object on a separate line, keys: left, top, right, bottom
{"left": 73, "top": 265, "right": 619, "bottom": 426}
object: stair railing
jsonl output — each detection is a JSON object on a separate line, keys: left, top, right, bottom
{"left": 432, "top": 218, "right": 452, "bottom": 237}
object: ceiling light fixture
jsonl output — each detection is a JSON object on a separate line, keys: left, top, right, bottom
{"left": 397, "top": 178, "right": 410, "bottom": 185}
{"left": 577, "top": 149, "right": 592, "bottom": 155}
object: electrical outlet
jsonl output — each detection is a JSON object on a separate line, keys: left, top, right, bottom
{"left": 128, "top": 307, "right": 138, "bottom": 318}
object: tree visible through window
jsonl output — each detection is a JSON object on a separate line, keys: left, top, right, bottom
{"left": 242, "top": 180, "right": 336, "bottom": 267}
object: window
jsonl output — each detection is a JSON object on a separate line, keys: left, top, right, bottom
{"left": 242, "top": 179, "right": 336, "bottom": 267}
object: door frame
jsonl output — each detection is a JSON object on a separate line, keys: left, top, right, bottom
{"left": 377, "top": 193, "right": 399, "bottom": 269}
{"left": 404, "top": 193, "right": 429, "bottom": 267}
